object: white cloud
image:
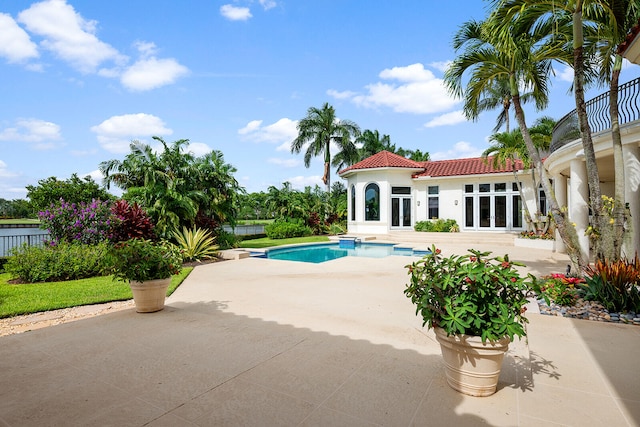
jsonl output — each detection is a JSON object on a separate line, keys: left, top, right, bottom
{"left": 238, "top": 120, "right": 263, "bottom": 135}
{"left": 556, "top": 65, "right": 574, "bottom": 83}
{"left": 120, "top": 56, "right": 189, "bottom": 91}
{"left": 330, "top": 63, "right": 459, "bottom": 114}
{"left": 423, "top": 110, "right": 466, "bottom": 128}
{"left": 90, "top": 113, "right": 172, "bottom": 153}
{"left": 0, "top": 160, "right": 18, "bottom": 178}
{"left": 268, "top": 158, "right": 299, "bottom": 168}
{"left": 259, "top": 0, "right": 277, "bottom": 10}
{"left": 238, "top": 118, "right": 298, "bottom": 144}
{"left": 286, "top": 175, "right": 324, "bottom": 190}
{"left": 184, "top": 142, "right": 212, "bottom": 157}
{"left": 326, "top": 89, "right": 357, "bottom": 99}
{"left": 429, "top": 61, "right": 451, "bottom": 73}
{"left": 0, "top": 118, "right": 62, "bottom": 150}
{"left": 220, "top": 4, "right": 252, "bottom": 21}
{"left": 18, "top": 0, "right": 125, "bottom": 73}
{"left": 0, "top": 13, "right": 39, "bottom": 64}
{"left": 431, "top": 141, "right": 483, "bottom": 161}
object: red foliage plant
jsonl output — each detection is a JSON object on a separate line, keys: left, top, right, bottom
{"left": 109, "top": 200, "right": 156, "bottom": 242}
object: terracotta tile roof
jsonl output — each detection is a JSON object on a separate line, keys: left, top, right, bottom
{"left": 412, "top": 157, "right": 525, "bottom": 178}
{"left": 338, "top": 151, "right": 526, "bottom": 178}
{"left": 617, "top": 18, "right": 640, "bottom": 55}
{"left": 338, "top": 150, "right": 424, "bottom": 175}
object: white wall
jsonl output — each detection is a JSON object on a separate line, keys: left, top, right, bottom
{"left": 344, "top": 168, "right": 537, "bottom": 234}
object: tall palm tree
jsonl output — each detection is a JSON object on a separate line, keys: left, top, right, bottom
{"left": 591, "top": 0, "right": 640, "bottom": 259}
{"left": 491, "top": 0, "right": 634, "bottom": 262}
{"left": 291, "top": 103, "right": 361, "bottom": 193}
{"left": 445, "top": 17, "right": 588, "bottom": 270}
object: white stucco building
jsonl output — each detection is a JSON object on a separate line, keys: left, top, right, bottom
{"left": 340, "top": 81, "right": 640, "bottom": 260}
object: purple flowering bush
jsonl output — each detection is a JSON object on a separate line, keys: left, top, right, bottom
{"left": 39, "top": 199, "right": 118, "bottom": 245}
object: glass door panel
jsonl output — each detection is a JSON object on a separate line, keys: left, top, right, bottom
{"left": 495, "top": 196, "right": 506, "bottom": 228}
{"left": 391, "top": 198, "right": 400, "bottom": 227}
{"left": 480, "top": 196, "right": 491, "bottom": 227}
{"left": 402, "top": 198, "right": 411, "bottom": 227}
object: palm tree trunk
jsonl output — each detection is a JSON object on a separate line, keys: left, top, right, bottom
{"left": 610, "top": 54, "right": 626, "bottom": 260}
{"left": 511, "top": 91, "right": 588, "bottom": 271}
{"left": 573, "top": 4, "right": 604, "bottom": 261}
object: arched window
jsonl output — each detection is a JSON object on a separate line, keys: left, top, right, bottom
{"left": 350, "top": 185, "right": 356, "bottom": 221}
{"left": 365, "top": 183, "right": 380, "bottom": 221}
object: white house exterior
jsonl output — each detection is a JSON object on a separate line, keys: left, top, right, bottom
{"left": 339, "top": 151, "right": 541, "bottom": 235}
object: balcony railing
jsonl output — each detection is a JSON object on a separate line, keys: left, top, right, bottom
{"left": 550, "top": 76, "right": 640, "bottom": 152}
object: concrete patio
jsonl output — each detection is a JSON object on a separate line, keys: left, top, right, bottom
{"left": 1, "top": 234, "right": 639, "bottom": 426}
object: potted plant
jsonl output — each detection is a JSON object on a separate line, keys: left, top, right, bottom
{"left": 405, "top": 245, "right": 534, "bottom": 396}
{"left": 105, "top": 238, "right": 183, "bottom": 313}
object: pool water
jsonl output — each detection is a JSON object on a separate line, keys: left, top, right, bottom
{"left": 256, "top": 242, "right": 427, "bottom": 264}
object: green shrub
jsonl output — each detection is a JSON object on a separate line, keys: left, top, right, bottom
{"left": 415, "top": 219, "right": 459, "bottom": 232}
{"left": 265, "top": 219, "right": 313, "bottom": 239}
{"left": 5, "top": 241, "right": 108, "bottom": 283}
{"left": 216, "top": 229, "right": 240, "bottom": 249}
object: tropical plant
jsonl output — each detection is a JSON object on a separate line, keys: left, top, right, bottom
{"left": 414, "top": 219, "right": 459, "bottom": 232}
{"left": 582, "top": 255, "right": 640, "bottom": 312}
{"left": 172, "top": 227, "right": 219, "bottom": 262}
{"left": 109, "top": 199, "right": 156, "bottom": 242}
{"left": 104, "top": 238, "right": 183, "bottom": 283}
{"left": 445, "top": 16, "right": 587, "bottom": 271}
{"left": 5, "top": 241, "right": 108, "bottom": 283}
{"left": 404, "top": 246, "right": 534, "bottom": 342}
{"left": 291, "top": 103, "right": 361, "bottom": 193}
{"left": 100, "top": 137, "right": 242, "bottom": 237}
{"left": 532, "top": 273, "right": 583, "bottom": 306}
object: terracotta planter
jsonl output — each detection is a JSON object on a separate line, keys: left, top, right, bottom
{"left": 129, "top": 278, "right": 171, "bottom": 313}
{"left": 434, "top": 327, "right": 510, "bottom": 397}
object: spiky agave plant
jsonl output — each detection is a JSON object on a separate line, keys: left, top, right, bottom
{"left": 172, "top": 226, "right": 219, "bottom": 262}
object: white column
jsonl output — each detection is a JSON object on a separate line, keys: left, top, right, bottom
{"left": 623, "top": 144, "right": 640, "bottom": 258}
{"left": 570, "top": 158, "right": 590, "bottom": 261}
{"left": 554, "top": 174, "right": 567, "bottom": 254}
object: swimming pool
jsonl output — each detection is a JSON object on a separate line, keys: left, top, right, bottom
{"left": 253, "top": 242, "right": 429, "bottom": 264}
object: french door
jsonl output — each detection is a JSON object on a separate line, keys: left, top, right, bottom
{"left": 391, "top": 197, "right": 412, "bottom": 227}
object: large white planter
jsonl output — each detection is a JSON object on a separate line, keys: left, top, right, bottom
{"left": 129, "top": 278, "right": 171, "bottom": 313}
{"left": 434, "top": 327, "right": 510, "bottom": 397}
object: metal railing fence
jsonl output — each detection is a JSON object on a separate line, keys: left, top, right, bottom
{"left": 551, "top": 77, "right": 640, "bottom": 152}
{"left": 0, "top": 233, "right": 50, "bottom": 257}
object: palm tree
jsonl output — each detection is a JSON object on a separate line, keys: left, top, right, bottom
{"left": 100, "top": 137, "right": 240, "bottom": 237}
{"left": 291, "top": 103, "right": 361, "bottom": 193}
{"left": 491, "top": 0, "right": 634, "bottom": 262}
{"left": 482, "top": 129, "right": 536, "bottom": 229}
{"left": 445, "top": 17, "right": 588, "bottom": 270}
{"left": 591, "top": 0, "right": 640, "bottom": 259}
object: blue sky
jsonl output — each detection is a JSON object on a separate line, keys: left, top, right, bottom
{"left": 1, "top": 0, "right": 640, "bottom": 200}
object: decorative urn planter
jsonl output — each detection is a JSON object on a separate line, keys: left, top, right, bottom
{"left": 129, "top": 278, "right": 171, "bottom": 313}
{"left": 434, "top": 327, "right": 510, "bottom": 397}
{"left": 105, "top": 238, "right": 183, "bottom": 314}
{"left": 404, "top": 245, "right": 534, "bottom": 397}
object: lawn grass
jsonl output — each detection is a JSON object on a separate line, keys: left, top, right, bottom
{"left": 0, "top": 267, "right": 193, "bottom": 318}
{"left": 0, "top": 219, "right": 40, "bottom": 225}
{"left": 238, "top": 235, "right": 330, "bottom": 249}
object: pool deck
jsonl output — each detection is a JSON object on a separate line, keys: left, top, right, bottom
{"left": 1, "top": 232, "right": 639, "bottom": 426}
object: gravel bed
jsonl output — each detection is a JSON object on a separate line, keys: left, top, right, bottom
{"left": 538, "top": 297, "right": 640, "bottom": 325}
